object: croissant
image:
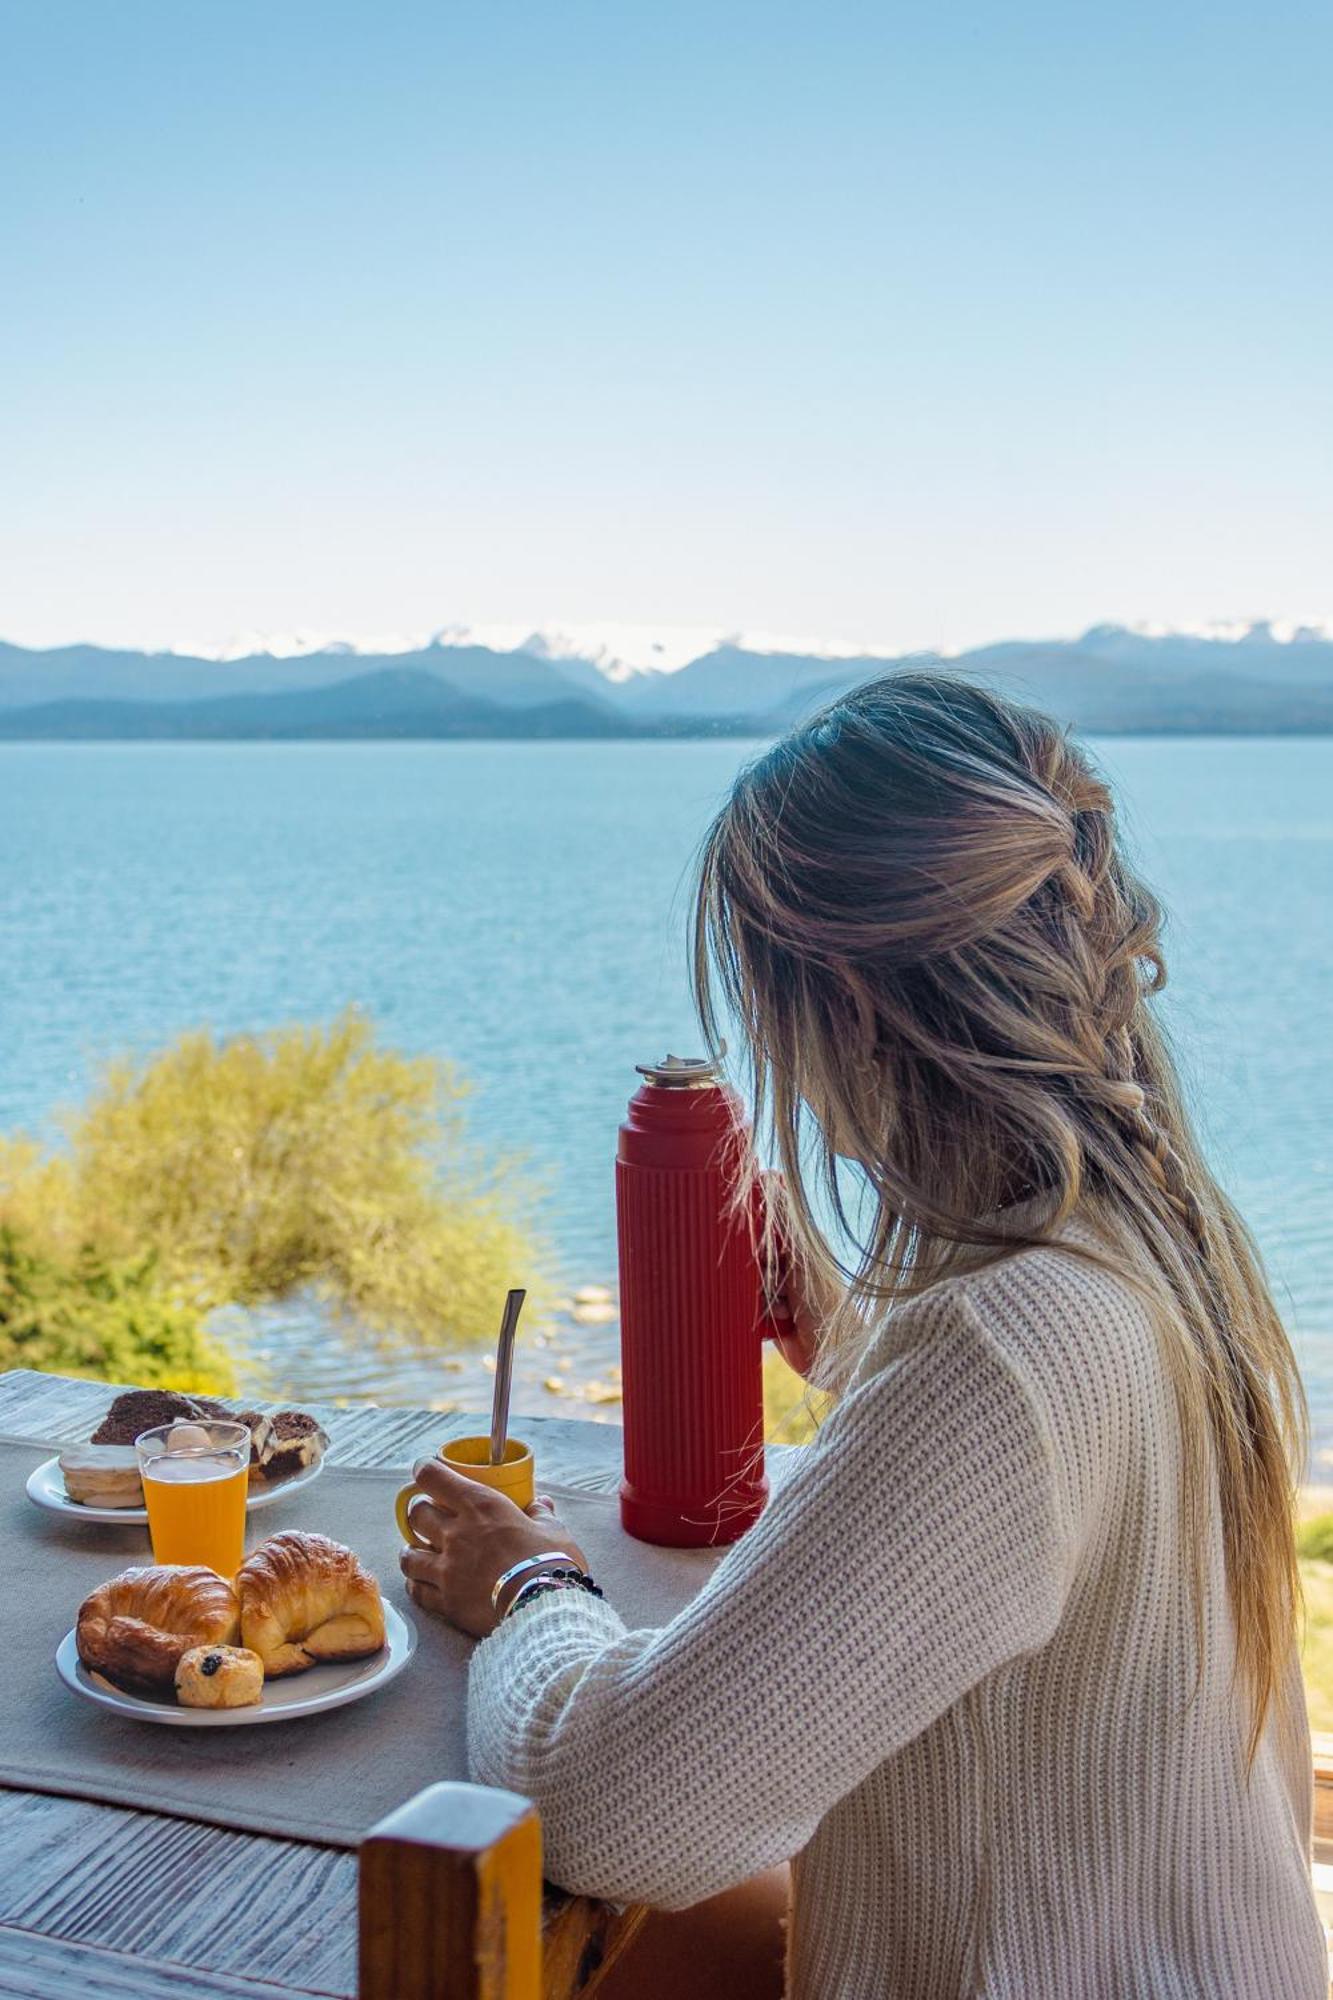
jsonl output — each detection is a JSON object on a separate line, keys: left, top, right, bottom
{"left": 77, "top": 1565, "right": 241, "bottom": 1693}
{"left": 238, "top": 1530, "right": 385, "bottom": 1677}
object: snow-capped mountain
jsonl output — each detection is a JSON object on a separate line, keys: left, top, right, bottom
{"left": 0, "top": 620, "right": 1330, "bottom": 736}
{"left": 165, "top": 620, "right": 911, "bottom": 683}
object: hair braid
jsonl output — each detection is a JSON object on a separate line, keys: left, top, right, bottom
{"left": 1110, "top": 1078, "right": 1211, "bottom": 1261}
{"left": 1022, "top": 729, "right": 1216, "bottom": 1261}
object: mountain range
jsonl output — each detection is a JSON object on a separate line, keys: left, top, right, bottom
{"left": 2, "top": 623, "right": 1332, "bottom": 740}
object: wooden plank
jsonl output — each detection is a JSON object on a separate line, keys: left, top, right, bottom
{"left": 0, "top": 1789, "right": 625, "bottom": 1996}
{"left": 0, "top": 1365, "right": 789, "bottom": 1488}
{"left": 0, "top": 1922, "right": 310, "bottom": 1998}
{"left": 0, "top": 1791, "right": 357, "bottom": 1998}
{"left": 0, "top": 1368, "right": 627, "bottom": 1491}
{"left": 360, "top": 1784, "right": 541, "bottom": 2000}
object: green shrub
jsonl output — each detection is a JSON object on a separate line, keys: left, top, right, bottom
{"left": 0, "top": 1226, "right": 234, "bottom": 1392}
{"left": 763, "top": 1346, "right": 826, "bottom": 1445}
{"left": 1301, "top": 1555, "right": 1333, "bottom": 1733}
{"left": 0, "top": 1011, "right": 543, "bottom": 1384}
{"left": 1298, "top": 1514, "right": 1333, "bottom": 1563}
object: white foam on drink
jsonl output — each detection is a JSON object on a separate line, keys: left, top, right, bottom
{"left": 165, "top": 1422, "right": 213, "bottom": 1454}
{"left": 143, "top": 1455, "right": 240, "bottom": 1484}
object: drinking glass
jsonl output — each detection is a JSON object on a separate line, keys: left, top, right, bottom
{"left": 136, "top": 1420, "right": 250, "bottom": 1576}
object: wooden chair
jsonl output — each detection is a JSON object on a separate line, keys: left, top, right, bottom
{"left": 359, "top": 1782, "right": 645, "bottom": 2000}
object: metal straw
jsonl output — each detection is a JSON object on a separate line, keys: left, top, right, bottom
{"left": 489, "top": 1288, "right": 526, "bottom": 1465}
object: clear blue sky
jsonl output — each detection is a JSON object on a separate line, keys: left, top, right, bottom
{"left": 2, "top": 0, "right": 1329, "bottom": 657}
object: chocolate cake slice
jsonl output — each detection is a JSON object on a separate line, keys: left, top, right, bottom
{"left": 234, "top": 1409, "right": 274, "bottom": 1469}
{"left": 90, "top": 1388, "right": 208, "bottom": 1446}
{"left": 259, "top": 1409, "right": 329, "bottom": 1480}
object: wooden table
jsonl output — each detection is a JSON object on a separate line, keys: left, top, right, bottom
{"left": 0, "top": 1368, "right": 660, "bottom": 1999}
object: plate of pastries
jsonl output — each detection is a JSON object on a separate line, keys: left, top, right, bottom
{"left": 28, "top": 1388, "right": 330, "bottom": 1522}
{"left": 58, "top": 1529, "right": 414, "bottom": 1726}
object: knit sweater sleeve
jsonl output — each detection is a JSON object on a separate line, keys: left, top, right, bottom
{"left": 467, "top": 1288, "right": 1087, "bottom": 1908}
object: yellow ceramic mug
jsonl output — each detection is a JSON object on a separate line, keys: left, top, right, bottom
{"left": 395, "top": 1435, "right": 535, "bottom": 1546}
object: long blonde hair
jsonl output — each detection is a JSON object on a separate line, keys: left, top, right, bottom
{"left": 694, "top": 671, "right": 1305, "bottom": 1758}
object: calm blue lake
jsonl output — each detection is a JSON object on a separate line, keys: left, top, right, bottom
{"left": 3, "top": 739, "right": 1331, "bottom": 1455}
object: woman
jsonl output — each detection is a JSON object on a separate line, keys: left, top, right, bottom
{"left": 401, "top": 674, "right": 1325, "bottom": 1998}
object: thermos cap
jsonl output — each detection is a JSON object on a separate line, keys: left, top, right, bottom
{"left": 635, "top": 1052, "right": 721, "bottom": 1090}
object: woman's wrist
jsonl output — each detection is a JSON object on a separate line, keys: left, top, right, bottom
{"left": 490, "top": 1550, "right": 582, "bottom": 1617}
{"left": 503, "top": 1567, "right": 605, "bottom": 1621}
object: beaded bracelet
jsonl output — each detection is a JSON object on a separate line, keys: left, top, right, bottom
{"left": 503, "top": 1568, "right": 605, "bottom": 1620}
{"left": 490, "top": 1550, "right": 581, "bottom": 1614}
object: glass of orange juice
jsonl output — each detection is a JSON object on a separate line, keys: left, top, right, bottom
{"left": 136, "top": 1420, "right": 250, "bottom": 1576}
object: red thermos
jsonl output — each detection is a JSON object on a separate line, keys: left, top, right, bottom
{"left": 617, "top": 1053, "right": 780, "bottom": 1547}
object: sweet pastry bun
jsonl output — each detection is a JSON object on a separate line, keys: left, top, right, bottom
{"left": 175, "top": 1643, "right": 265, "bottom": 1709}
{"left": 58, "top": 1443, "right": 144, "bottom": 1509}
{"left": 238, "top": 1531, "right": 385, "bottom": 1677}
{"left": 77, "top": 1565, "right": 241, "bottom": 1693}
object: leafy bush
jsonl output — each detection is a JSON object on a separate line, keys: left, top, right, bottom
{"left": 0, "top": 1011, "right": 542, "bottom": 1379}
{"left": 1298, "top": 1514, "right": 1333, "bottom": 1564}
{"left": 0, "top": 1227, "right": 234, "bottom": 1391}
{"left": 762, "top": 1346, "right": 826, "bottom": 1444}
{"left": 1300, "top": 1555, "right": 1333, "bottom": 1733}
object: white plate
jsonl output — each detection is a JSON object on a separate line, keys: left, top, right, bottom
{"left": 55, "top": 1600, "right": 416, "bottom": 1727}
{"left": 26, "top": 1453, "right": 325, "bottom": 1524}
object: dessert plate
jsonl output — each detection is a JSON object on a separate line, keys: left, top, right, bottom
{"left": 26, "top": 1453, "right": 325, "bottom": 1524}
{"left": 55, "top": 1600, "right": 415, "bottom": 1727}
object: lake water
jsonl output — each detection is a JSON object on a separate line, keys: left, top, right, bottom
{"left": 3, "top": 739, "right": 1331, "bottom": 1457}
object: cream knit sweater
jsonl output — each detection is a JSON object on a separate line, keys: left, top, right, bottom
{"left": 468, "top": 1220, "right": 1326, "bottom": 1997}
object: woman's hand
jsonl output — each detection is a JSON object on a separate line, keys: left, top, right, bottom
{"left": 768, "top": 1260, "right": 840, "bottom": 1379}
{"left": 398, "top": 1457, "right": 590, "bottom": 1639}
{"left": 761, "top": 1173, "right": 842, "bottom": 1379}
